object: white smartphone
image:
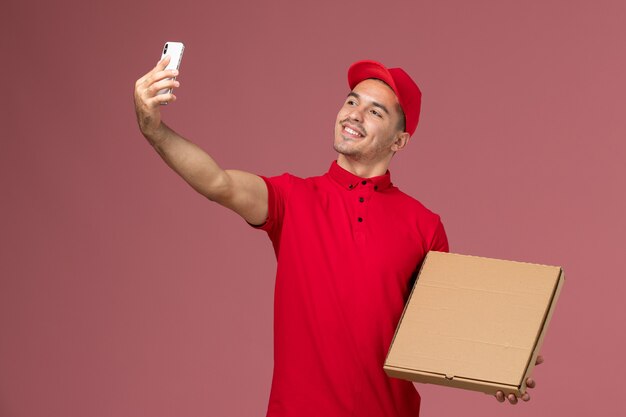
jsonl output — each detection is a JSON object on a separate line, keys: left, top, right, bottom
{"left": 157, "top": 41, "right": 185, "bottom": 100}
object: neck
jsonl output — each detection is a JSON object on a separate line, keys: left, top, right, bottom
{"left": 336, "top": 154, "right": 391, "bottom": 178}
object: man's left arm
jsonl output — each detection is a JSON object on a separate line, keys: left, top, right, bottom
{"left": 429, "top": 218, "right": 449, "bottom": 253}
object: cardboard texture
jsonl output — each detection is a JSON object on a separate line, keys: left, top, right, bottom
{"left": 384, "top": 251, "right": 564, "bottom": 396}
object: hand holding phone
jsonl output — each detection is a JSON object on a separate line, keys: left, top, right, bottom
{"left": 133, "top": 42, "right": 185, "bottom": 136}
{"left": 157, "top": 42, "right": 185, "bottom": 101}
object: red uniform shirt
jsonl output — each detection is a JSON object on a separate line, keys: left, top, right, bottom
{"left": 254, "top": 161, "right": 448, "bottom": 417}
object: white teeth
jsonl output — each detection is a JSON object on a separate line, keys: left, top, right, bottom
{"left": 345, "top": 127, "right": 361, "bottom": 136}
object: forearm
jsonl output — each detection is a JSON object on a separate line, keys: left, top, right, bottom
{"left": 146, "top": 122, "right": 230, "bottom": 201}
{"left": 133, "top": 58, "right": 268, "bottom": 225}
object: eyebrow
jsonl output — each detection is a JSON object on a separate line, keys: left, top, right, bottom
{"left": 347, "top": 91, "right": 390, "bottom": 115}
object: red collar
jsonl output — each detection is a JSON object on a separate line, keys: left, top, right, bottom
{"left": 327, "top": 161, "right": 392, "bottom": 191}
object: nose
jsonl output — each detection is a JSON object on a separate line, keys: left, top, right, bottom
{"left": 347, "top": 105, "right": 363, "bottom": 122}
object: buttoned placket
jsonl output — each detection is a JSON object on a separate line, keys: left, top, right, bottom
{"left": 353, "top": 179, "right": 376, "bottom": 242}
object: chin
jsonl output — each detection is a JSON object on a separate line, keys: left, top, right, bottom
{"left": 334, "top": 142, "right": 359, "bottom": 158}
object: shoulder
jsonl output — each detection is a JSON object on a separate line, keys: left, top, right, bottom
{"left": 388, "top": 186, "right": 449, "bottom": 251}
{"left": 263, "top": 171, "right": 328, "bottom": 197}
{"left": 387, "top": 185, "right": 442, "bottom": 222}
{"left": 268, "top": 172, "right": 330, "bottom": 189}
{"left": 262, "top": 172, "right": 299, "bottom": 190}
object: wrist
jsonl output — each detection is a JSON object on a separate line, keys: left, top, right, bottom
{"left": 143, "top": 122, "right": 168, "bottom": 147}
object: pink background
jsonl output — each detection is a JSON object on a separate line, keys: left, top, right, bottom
{"left": 2, "top": 0, "right": 625, "bottom": 416}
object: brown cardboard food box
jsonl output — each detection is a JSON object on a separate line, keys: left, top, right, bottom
{"left": 384, "top": 251, "right": 564, "bottom": 396}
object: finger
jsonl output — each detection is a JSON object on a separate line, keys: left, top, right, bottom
{"left": 154, "top": 68, "right": 179, "bottom": 81}
{"left": 156, "top": 54, "right": 171, "bottom": 70}
{"left": 146, "top": 79, "right": 180, "bottom": 97}
{"left": 149, "top": 92, "right": 176, "bottom": 106}
{"left": 522, "top": 392, "right": 531, "bottom": 402}
{"left": 507, "top": 394, "right": 518, "bottom": 405}
{"left": 143, "top": 69, "right": 179, "bottom": 92}
{"left": 526, "top": 377, "right": 536, "bottom": 389}
{"left": 495, "top": 391, "right": 505, "bottom": 402}
{"left": 536, "top": 355, "right": 544, "bottom": 365}
{"left": 136, "top": 56, "right": 172, "bottom": 87}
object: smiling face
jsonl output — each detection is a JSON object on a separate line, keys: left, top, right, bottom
{"left": 334, "top": 79, "right": 410, "bottom": 176}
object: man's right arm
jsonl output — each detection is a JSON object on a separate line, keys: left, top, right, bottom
{"left": 133, "top": 56, "right": 268, "bottom": 226}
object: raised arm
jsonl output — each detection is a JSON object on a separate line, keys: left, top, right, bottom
{"left": 133, "top": 56, "right": 268, "bottom": 225}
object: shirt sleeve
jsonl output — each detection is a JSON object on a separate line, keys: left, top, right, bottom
{"left": 429, "top": 217, "right": 450, "bottom": 253}
{"left": 249, "top": 173, "right": 293, "bottom": 253}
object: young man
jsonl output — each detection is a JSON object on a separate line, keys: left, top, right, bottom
{"left": 134, "top": 59, "right": 538, "bottom": 416}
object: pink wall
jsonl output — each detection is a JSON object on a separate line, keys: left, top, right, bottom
{"left": 2, "top": 0, "right": 625, "bottom": 415}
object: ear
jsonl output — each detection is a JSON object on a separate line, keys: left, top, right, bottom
{"left": 391, "top": 132, "right": 410, "bottom": 152}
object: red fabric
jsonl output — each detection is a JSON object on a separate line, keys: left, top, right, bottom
{"left": 254, "top": 161, "right": 448, "bottom": 417}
